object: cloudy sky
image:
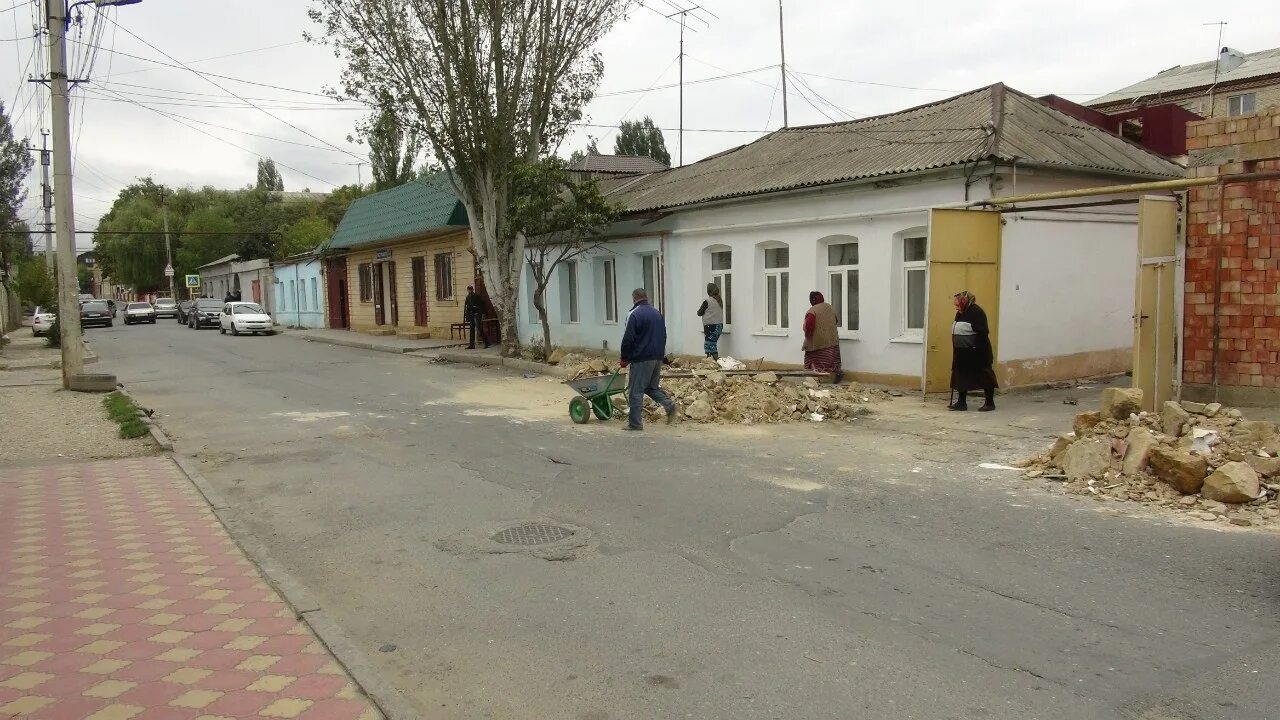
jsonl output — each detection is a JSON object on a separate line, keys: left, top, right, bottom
{"left": 3, "top": 0, "right": 1276, "bottom": 248}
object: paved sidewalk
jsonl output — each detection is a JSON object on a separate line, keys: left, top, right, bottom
{"left": 290, "top": 328, "right": 464, "bottom": 354}
{"left": 0, "top": 457, "right": 379, "bottom": 720}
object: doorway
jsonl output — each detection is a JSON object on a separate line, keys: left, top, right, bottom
{"left": 326, "top": 258, "right": 349, "bottom": 329}
{"left": 923, "top": 209, "right": 1002, "bottom": 394}
{"left": 412, "top": 256, "right": 429, "bottom": 326}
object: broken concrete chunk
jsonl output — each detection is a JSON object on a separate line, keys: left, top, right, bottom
{"left": 1201, "top": 461, "right": 1261, "bottom": 504}
{"left": 1049, "top": 432, "right": 1077, "bottom": 461}
{"left": 1233, "top": 420, "right": 1279, "bottom": 446}
{"left": 685, "top": 397, "right": 714, "bottom": 422}
{"left": 1204, "top": 402, "right": 1223, "bottom": 418}
{"left": 1245, "top": 455, "right": 1280, "bottom": 478}
{"left": 1073, "top": 411, "right": 1104, "bottom": 437}
{"left": 1100, "top": 387, "right": 1143, "bottom": 420}
{"left": 1181, "top": 401, "right": 1207, "bottom": 414}
{"left": 1160, "top": 401, "right": 1191, "bottom": 437}
{"left": 1149, "top": 447, "right": 1209, "bottom": 495}
{"left": 547, "top": 348, "right": 568, "bottom": 365}
{"left": 1062, "top": 439, "right": 1111, "bottom": 481}
{"left": 1122, "top": 428, "right": 1158, "bottom": 476}
{"left": 752, "top": 372, "right": 779, "bottom": 384}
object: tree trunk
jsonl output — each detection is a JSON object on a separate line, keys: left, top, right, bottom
{"left": 534, "top": 286, "right": 552, "bottom": 355}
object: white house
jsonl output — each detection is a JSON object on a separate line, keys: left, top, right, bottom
{"left": 197, "top": 254, "right": 275, "bottom": 312}
{"left": 517, "top": 84, "right": 1185, "bottom": 390}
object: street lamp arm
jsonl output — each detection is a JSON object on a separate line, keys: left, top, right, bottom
{"left": 65, "top": 0, "right": 142, "bottom": 29}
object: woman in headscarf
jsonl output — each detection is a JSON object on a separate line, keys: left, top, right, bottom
{"left": 696, "top": 283, "right": 724, "bottom": 360}
{"left": 803, "top": 291, "right": 844, "bottom": 384}
{"left": 949, "top": 290, "right": 997, "bottom": 411}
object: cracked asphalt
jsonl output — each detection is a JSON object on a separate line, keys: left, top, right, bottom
{"left": 90, "top": 321, "right": 1280, "bottom": 720}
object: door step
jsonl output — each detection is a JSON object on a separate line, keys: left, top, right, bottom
{"left": 396, "top": 330, "right": 432, "bottom": 339}
{"left": 363, "top": 328, "right": 397, "bottom": 337}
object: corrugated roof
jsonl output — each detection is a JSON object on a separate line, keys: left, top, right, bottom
{"left": 569, "top": 154, "right": 670, "bottom": 174}
{"left": 607, "top": 84, "right": 1183, "bottom": 213}
{"left": 323, "top": 174, "right": 468, "bottom": 251}
{"left": 1088, "top": 46, "right": 1280, "bottom": 107}
{"left": 196, "top": 254, "right": 239, "bottom": 270}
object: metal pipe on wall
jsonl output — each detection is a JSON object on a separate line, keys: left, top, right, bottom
{"left": 1209, "top": 179, "right": 1226, "bottom": 402}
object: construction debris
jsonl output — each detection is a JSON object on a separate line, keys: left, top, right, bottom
{"left": 1023, "top": 390, "right": 1280, "bottom": 529}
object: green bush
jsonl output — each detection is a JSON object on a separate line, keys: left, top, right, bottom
{"left": 46, "top": 318, "right": 60, "bottom": 348}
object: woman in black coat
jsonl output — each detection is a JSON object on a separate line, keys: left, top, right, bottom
{"left": 948, "top": 290, "right": 997, "bottom": 412}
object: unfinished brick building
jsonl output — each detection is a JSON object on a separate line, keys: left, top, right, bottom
{"left": 1183, "top": 109, "right": 1280, "bottom": 404}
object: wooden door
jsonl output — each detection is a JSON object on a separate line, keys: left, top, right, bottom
{"left": 372, "top": 263, "right": 385, "bottom": 325}
{"left": 388, "top": 261, "right": 399, "bottom": 326}
{"left": 411, "top": 256, "right": 428, "bottom": 326}
{"left": 326, "top": 258, "right": 348, "bottom": 329}
{"left": 1133, "top": 196, "right": 1178, "bottom": 411}
{"left": 924, "top": 209, "right": 1002, "bottom": 394}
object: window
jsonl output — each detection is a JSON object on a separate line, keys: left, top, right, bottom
{"left": 434, "top": 253, "right": 454, "bottom": 300}
{"left": 310, "top": 278, "right": 319, "bottom": 312}
{"left": 563, "top": 260, "right": 580, "bottom": 323}
{"left": 826, "top": 241, "right": 859, "bottom": 333}
{"left": 277, "top": 282, "right": 286, "bottom": 311}
{"left": 639, "top": 253, "right": 664, "bottom": 309}
{"left": 289, "top": 280, "right": 297, "bottom": 311}
{"left": 762, "top": 246, "right": 789, "bottom": 330}
{"left": 710, "top": 250, "right": 732, "bottom": 326}
{"left": 903, "top": 236, "right": 927, "bottom": 334}
{"left": 358, "top": 263, "right": 373, "bottom": 302}
{"left": 601, "top": 258, "right": 618, "bottom": 323}
{"left": 1228, "top": 93, "right": 1256, "bottom": 117}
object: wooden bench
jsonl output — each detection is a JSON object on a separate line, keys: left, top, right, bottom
{"left": 450, "top": 319, "right": 499, "bottom": 342}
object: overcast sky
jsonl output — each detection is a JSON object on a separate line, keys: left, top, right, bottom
{"left": 3, "top": 0, "right": 1276, "bottom": 249}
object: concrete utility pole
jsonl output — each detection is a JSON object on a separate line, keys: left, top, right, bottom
{"left": 47, "top": 0, "right": 85, "bottom": 385}
{"left": 779, "top": 0, "right": 788, "bottom": 128}
{"left": 163, "top": 206, "right": 175, "bottom": 298}
{"left": 40, "top": 131, "right": 53, "bottom": 268}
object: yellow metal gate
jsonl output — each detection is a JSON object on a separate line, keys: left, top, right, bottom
{"left": 924, "top": 209, "right": 1002, "bottom": 394}
{"left": 1132, "top": 196, "right": 1179, "bottom": 412}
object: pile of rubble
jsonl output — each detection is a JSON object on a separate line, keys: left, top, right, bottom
{"left": 1023, "top": 388, "right": 1280, "bottom": 528}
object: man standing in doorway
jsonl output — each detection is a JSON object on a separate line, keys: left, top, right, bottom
{"left": 620, "top": 288, "right": 677, "bottom": 431}
{"left": 463, "top": 285, "right": 488, "bottom": 349}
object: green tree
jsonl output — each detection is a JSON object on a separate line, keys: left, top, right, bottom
{"left": 175, "top": 206, "right": 238, "bottom": 279}
{"left": 318, "top": 184, "right": 370, "bottom": 228}
{"left": 311, "top": 0, "right": 633, "bottom": 355}
{"left": 95, "top": 195, "right": 167, "bottom": 291}
{"left": 256, "top": 158, "right": 284, "bottom": 191}
{"left": 508, "top": 157, "right": 619, "bottom": 352}
{"left": 614, "top": 117, "right": 669, "bottom": 166}
{"left": 77, "top": 264, "right": 93, "bottom": 293}
{"left": 277, "top": 215, "right": 333, "bottom": 259}
{"left": 1, "top": 101, "right": 35, "bottom": 322}
{"left": 360, "top": 99, "right": 423, "bottom": 192}
{"left": 13, "top": 256, "right": 55, "bottom": 309}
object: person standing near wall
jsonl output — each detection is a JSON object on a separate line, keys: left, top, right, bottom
{"left": 620, "top": 288, "right": 677, "bottom": 431}
{"left": 697, "top": 283, "right": 724, "bottom": 361}
{"left": 803, "top": 291, "right": 844, "bottom": 384}
{"left": 948, "top": 290, "right": 997, "bottom": 412}
{"left": 463, "top": 285, "right": 489, "bottom": 349}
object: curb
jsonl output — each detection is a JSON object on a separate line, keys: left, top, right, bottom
{"left": 170, "top": 454, "right": 421, "bottom": 720}
{"left": 111, "top": 386, "right": 173, "bottom": 450}
{"left": 297, "top": 333, "right": 442, "bottom": 355}
{"left": 436, "top": 350, "right": 570, "bottom": 379}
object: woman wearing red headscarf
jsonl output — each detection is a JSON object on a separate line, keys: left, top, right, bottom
{"left": 803, "top": 291, "right": 844, "bottom": 384}
{"left": 949, "top": 290, "right": 997, "bottom": 411}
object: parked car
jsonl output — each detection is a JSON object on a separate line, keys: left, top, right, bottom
{"left": 123, "top": 302, "right": 158, "bottom": 325}
{"left": 31, "top": 307, "right": 56, "bottom": 337}
{"left": 153, "top": 297, "right": 178, "bottom": 319}
{"left": 175, "top": 299, "right": 194, "bottom": 324}
{"left": 220, "top": 302, "right": 275, "bottom": 336}
{"left": 79, "top": 301, "right": 112, "bottom": 328}
{"left": 81, "top": 297, "right": 117, "bottom": 317}
{"left": 188, "top": 299, "right": 224, "bottom": 329}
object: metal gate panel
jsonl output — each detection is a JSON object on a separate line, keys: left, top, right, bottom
{"left": 1133, "top": 196, "right": 1179, "bottom": 411}
{"left": 924, "top": 209, "right": 1002, "bottom": 394}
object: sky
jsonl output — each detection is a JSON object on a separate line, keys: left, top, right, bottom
{"left": 2, "top": 0, "right": 1277, "bottom": 251}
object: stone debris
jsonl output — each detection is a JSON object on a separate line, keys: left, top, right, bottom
{"left": 1023, "top": 389, "right": 1280, "bottom": 529}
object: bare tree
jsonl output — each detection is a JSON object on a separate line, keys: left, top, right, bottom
{"left": 309, "top": 0, "right": 633, "bottom": 355}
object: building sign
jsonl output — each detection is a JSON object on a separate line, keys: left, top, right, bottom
{"left": 375, "top": 248, "right": 392, "bottom": 261}
{"left": 185, "top": 274, "right": 201, "bottom": 288}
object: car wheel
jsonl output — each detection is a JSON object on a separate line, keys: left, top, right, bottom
{"left": 106, "top": 321, "right": 113, "bottom": 327}
{"left": 231, "top": 324, "right": 239, "bottom": 336}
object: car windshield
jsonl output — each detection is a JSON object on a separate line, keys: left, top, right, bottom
{"left": 234, "top": 304, "right": 265, "bottom": 315}
{"left": 127, "top": 303, "right": 151, "bottom": 310}
{"left": 82, "top": 302, "right": 107, "bottom": 311}
{"left": 154, "top": 299, "right": 175, "bottom": 307}
{"left": 196, "top": 301, "right": 223, "bottom": 309}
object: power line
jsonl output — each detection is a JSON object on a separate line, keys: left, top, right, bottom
{"left": 106, "top": 39, "right": 309, "bottom": 79}
{"left": 1, "top": 1, "right": 33, "bottom": 15}
{"left": 789, "top": 68, "right": 1104, "bottom": 98}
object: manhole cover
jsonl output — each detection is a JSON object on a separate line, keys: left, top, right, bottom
{"left": 492, "top": 523, "right": 575, "bottom": 546}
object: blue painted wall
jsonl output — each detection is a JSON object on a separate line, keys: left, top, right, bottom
{"left": 273, "top": 259, "right": 325, "bottom": 329}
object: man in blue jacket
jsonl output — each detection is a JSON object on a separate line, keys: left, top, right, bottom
{"left": 620, "top": 288, "right": 677, "bottom": 430}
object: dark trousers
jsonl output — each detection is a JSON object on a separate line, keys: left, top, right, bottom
{"left": 955, "top": 388, "right": 995, "bottom": 407}
{"left": 467, "top": 316, "right": 483, "bottom": 348}
{"left": 627, "top": 359, "right": 675, "bottom": 428}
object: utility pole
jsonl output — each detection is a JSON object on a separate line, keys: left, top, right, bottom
{"left": 678, "top": 11, "right": 685, "bottom": 167}
{"left": 1204, "top": 21, "right": 1227, "bottom": 115}
{"left": 779, "top": 0, "right": 789, "bottom": 128}
{"left": 162, "top": 205, "right": 175, "bottom": 299}
{"left": 47, "top": 0, "right": 85, "bottom": 385}
{"left": 40, "top": 131, "right": 53, "bottom": 268}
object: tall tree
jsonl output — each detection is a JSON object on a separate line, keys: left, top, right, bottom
{"left": 1, "top": 101, "right": 35, "bottom": 323}
{"left": 255, "top": 158, "right": 285, "bottom": 191}
{"left": 277, "top": 215, "right": 333, "bottom": 259}
{"left": 361, "top": 99, "right": 423, "bottom": 191}
{"left": 567, "top": 137, "right": 600, "bottom": 166}
{"left": 614, "top": 116, "right": 669, "bottom": 165}
{"left": 310, "top": 0, "right": 634, "bottom": 354}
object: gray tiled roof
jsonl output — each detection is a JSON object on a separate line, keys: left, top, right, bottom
{"left": 1089, "top": 47, "right": 1280, "bottom": 107}
{"left": 569, "top": 154, "right": 669, "bottom": 174}
{"left": 607, "top": 84, "right": 1183, "bottom": 213}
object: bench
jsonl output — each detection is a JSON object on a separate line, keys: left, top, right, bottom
{"left": 450, "top": 319, "right": 499, "bottom": 342}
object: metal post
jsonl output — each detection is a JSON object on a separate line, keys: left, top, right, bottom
{"left": 40, "top": 131, "right": 53, "bottom": 268}
{"left": 163, "top": 206, "right": 175, "bottom": 298}
{"left": 47, "top": 0, "right": 85, "bottom": 385}
{"left": 779, "top": 0, "right": 788, "bottom": 128}
{"left": 678, "top": 11, "right": 684, "bottom": 167}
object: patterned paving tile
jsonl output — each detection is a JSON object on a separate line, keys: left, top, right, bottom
{"left": 0, "top": 459, "right": 381, "bottom": 719}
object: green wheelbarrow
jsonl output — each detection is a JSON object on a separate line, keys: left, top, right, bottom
{"left": 565, "top": 369, "right": 627, "bottom": 424}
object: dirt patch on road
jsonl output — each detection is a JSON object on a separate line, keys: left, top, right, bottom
{"left": 0, "top": 383, "right": 156, "bottom": 465}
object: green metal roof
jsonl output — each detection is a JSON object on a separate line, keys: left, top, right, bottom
{"left": 323, "top": 175, "right": 469, "bottom": 251}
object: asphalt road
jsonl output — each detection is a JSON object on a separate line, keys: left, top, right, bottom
{"left": 89, "top": 320, "right": 1280, "bottom": 720}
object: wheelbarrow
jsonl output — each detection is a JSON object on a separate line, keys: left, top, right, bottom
{"left": 565, "top": 369, "right": 627, "bottom": 424}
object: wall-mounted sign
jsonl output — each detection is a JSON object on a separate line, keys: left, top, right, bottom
{"left": 375, "top": 248, "right": 392, "bottom": 261}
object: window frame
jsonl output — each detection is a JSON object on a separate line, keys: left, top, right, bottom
{"left": 710, "top": 250, "right": 732, "bottom": 330}
{"left": 433, "top": 253, "right": 454, "bottom": 301}
{"left": 902, "top": 236, "right": 928, "bottom": 337}
{"left": 825, "top": 240, "right": 860, "bottom": 337}
{"left": 564, "top": 259, "right": 580, "bottom": 324}
{"left": 601, "top": 258, "right": 618, "bottom": 324}
{"left": 310, "top": 278, "right": 319, "bottom": 312}
{"left": 640, "top": 253, "right": 663, "bottom": 311}
{"left": 761, "top": 245, "right": 790, "bottom": 332}
{"left": 358, "top": 263, "right": 373, "bottom": 303}
{"left": 1227, "top": 92, "right": 1256, "bottom": 117}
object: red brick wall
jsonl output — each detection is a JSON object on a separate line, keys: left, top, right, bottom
{"left": 1183, "top": 110, "right": 1280, "bottom": 392}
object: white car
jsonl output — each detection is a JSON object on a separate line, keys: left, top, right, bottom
{"left": 219, "top": 302, "right": 275, "bottom": 336}
{"left": 31, "top": 307, "right": 56, "bottom": 337}
{"left": 123, "top": 302, "right": 157, "bottom": 325}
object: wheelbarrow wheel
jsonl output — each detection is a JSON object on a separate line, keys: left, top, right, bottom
{"left": 591, "top": 395, "right": 614, "bottom": 421}
{"left": 568, "top": 396, "right": 591, "bottom": 424}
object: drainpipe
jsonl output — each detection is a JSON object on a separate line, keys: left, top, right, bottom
{"left": 1173, "top": 194, "right": 1188, "bottom": 401}
{"left": 1209, "top": 178, "right": 1225, "bottom": 402}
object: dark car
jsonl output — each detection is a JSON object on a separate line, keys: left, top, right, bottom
{"left": 188, "top": 299, "right": 223, "bottom": 329}
{"left": 175, "top": 299, "right": 194, "bottom": 324}
{"left": 153, "top": 297, "right": 178, "bottom": 319}
{"left": 79, "top": 301, "right": 113, "bottom": 328}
